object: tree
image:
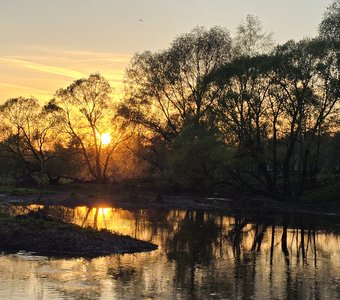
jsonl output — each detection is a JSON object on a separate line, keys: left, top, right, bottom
{"left": 212, "top": 37, "right": 339, "bottom": 198}
{"left": 213, "top": 55, "right": 277, "bottom": 193}
{"left": 0, "top": 97, "right": 61, "bottom": 185}
{"left": 120, "top": 26, "right": 233, "bottom": 142}
{"left": 233, "top": 14, "right": 274, "bottom": 58}
{"left": 54, "top": 73, "right": 128, "bottom": 183}
{"left": 319, "top": 0, "right": 340, "bottom": 43}
{"left": 271, "top": 39, "right": 339, "bottom": 196}
{"left": 166, "top": 123, "right": 229, "bottom": 192}
{"left": 119, "top": 27, "right": 233, "bottom": 173}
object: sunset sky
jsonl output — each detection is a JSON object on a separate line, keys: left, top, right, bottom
{"left": 0, "top": 0, "right": 333, "bottom": 102}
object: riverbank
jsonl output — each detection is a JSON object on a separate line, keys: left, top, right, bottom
{"left": 0, "top": 211, "right": 157, "bottom": 257}
{"left": 0, "top": 182, "right": 339, "bottom": 217}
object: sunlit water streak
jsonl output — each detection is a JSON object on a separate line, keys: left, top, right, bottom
{"left": 0, "top": 204, "right": 340, "bottom": 299}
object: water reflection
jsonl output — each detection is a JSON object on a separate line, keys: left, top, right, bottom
{"left": 0, "top": 204, "right": 340, "bottom": 299}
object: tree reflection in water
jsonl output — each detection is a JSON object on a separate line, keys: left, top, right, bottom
{"left": 0, "top": 204, "right": 339, "bottom": 299}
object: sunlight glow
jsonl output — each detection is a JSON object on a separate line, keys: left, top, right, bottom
{"left": 99, "top": 207, "right": 110, "bottom": 216}
{"left": 101, "top": 133, "right": 111, "bottom": 145}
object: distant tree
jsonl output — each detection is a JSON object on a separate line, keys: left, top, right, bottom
{"left": 319, "top": 0, "right": 340, "bottom": 43}
{"left": 233, "top": 14, "right": 274, "bottom": 58}
{"left": 53, "top": 73, "right": 128, "bottom": 183}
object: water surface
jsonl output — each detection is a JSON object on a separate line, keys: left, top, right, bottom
{"left": 0, "top": 204, "right": 340, "bottom": 299}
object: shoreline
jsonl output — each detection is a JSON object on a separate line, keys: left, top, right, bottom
{"left": 1, "top": 184, "right": 339, "bottom": 217}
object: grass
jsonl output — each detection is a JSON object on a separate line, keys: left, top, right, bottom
{"left": 303, "top": 175, "right": 340, "bottom": 205}
{"left": 0, "top": 212, "right": 157, "bottom": 257}
{"left": 0, "top": 185, "right": 43, "bottom": 196}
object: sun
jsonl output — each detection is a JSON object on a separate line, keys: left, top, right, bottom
{"left": 101, "top": 133, "right": 111, "bottom": 145}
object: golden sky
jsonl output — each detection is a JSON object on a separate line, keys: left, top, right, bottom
{"left": 0, "top": 48, "right": 131, "bottom": 101}
{"left": 0, "top": 0, "right": 333, "bottom": 103}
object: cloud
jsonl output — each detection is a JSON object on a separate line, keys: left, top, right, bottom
{"left": 0, "top": 82, "right": 51, "bottom": 102}
{"left": 0, "top": 49, "right": 132, "bottom": 102}
{"left": 5, "top": 46, "right": 132, "bottom": 64}
{"left": 0, "top": 58, "right": 85, "bottom": 79}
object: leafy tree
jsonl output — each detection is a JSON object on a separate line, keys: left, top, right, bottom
{"left": 120, "top": 26, "right": 233, "bottom": 142}
{"left": 271, "top": 39, "right": 339, "bottom": 196}
{"left": 213, "top": 55, "right": 277, "bottom": 193}
{"left": 119, "top": 27, "right": 233, "bottom": 174}
{"left": 213, "top": 37, "right": 339, "bottom": 197}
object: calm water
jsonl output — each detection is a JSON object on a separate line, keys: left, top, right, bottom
{"left": 0, "top": 204, "right": 340, "bottom": 299}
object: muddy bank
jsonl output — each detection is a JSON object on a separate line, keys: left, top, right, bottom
{"left": 0, "top": 212, "right": 157, "bottom": 257}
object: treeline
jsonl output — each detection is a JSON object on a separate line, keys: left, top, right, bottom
{"left": 0, "top": 2, "right": 339, "bottom": 200}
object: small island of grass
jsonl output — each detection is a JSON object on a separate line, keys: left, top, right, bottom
{"left": 0, "top": 212, "right": 157, "bottom": 257}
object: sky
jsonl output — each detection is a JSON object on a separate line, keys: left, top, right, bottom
{"left": 0, "top": 0, "right": 333, "bottom": 102}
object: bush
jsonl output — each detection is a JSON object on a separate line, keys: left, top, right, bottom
{"left": 165, "top": 124, "right": 231, "bottom": 193}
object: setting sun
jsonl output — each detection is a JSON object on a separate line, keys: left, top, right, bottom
{"left": 101, "top": 133, "right": 111, "bottom": 145}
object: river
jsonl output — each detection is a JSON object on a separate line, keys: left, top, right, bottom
{"left": 0, "top": 204, "right": 339, "bottom": 299}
